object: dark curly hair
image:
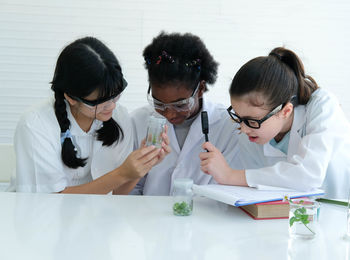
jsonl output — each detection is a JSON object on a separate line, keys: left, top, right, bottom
{"left": 143, "top": 32, "right": 219, "bottom": 91}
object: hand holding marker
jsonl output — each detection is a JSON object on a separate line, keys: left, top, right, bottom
{"left": 201, "top": 111, "right": 209, "bottom": 152}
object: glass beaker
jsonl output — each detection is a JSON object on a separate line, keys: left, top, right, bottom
{"left": 289, "top": 199, "right": 320, "bottom": 239}
{"left": 172, "top": 178, "right": 193, "bottom": 216}
{"left": 145, "top": 115, "right": 166, "bottom": 148}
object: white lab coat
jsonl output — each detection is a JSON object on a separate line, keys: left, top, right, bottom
{"left": 130, "top": 98, "right": 241, "bottom": 195}
{"left": 240, "top": 88, "right": 350, "bottom": 199}
{"left": 14, "top": 99, "right": 133, "bottom": 193}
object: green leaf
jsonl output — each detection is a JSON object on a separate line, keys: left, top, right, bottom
{"left": 299, "top": 207, "right": 306, "bottom": 214}
{"left": 290, "top": 216, "right": 297, "bottom": 227}
{"left": 294, "top": 210, "right": 302, "bottom": 218}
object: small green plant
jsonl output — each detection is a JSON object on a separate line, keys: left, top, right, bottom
{"left": 284, "top": 196, "right": 315, "bottom": 235}
{"left": 173, "top": 201, "right": 192, "bottom": 216}
{"left": 152, "top": 134, "right": 157, "bottom": 145}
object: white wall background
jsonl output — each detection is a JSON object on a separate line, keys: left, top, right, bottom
{"left": 1, "top": 0, "right": 349, "bottom": 144}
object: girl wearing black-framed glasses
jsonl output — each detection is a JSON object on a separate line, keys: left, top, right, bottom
{"left": 199, "top": 47, "right": 350, "bottom": 199}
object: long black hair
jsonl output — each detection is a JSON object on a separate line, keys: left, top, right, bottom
{"left": 229, "top": 47, "right": 319, "bottom": 108}
{"left": 143, "top": 32, "right": 218, "bottom": 91}
{"left": 51, "top": 37, "right": 125, "bottom": 169}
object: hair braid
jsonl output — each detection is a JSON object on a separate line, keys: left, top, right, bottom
{"left": 54, "top": 91, "right": 87, "bottom": 168}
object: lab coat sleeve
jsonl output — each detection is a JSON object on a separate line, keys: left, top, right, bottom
{"left": 245, "top": 91, "right": 341, "bottom": 191}
{"left": 114, "top": 105, "right": 134, "bottom": 166}
{"left": 129, "top": 175, "right": 146, "bottom": 195}
{"left": 129, "top": 107, "right": 150, "bottom": 195}
{"left": 15, "top": 114, "right": 68, "bottom": 193}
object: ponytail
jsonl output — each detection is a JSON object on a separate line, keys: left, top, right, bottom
{"left": 54, "top": 91, "right": 87, "bottom": 168}
{"left": 96, "top": 118, "right": 124, "bottom": 146}
{"left": 269, "top": 47, "right": 319, "bottom": 105}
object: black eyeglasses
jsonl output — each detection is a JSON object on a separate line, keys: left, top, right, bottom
{"left": 227, "top": 104, "right": 283, "bottom": 129}
{"left": 69, "top": 78, "right": 128, "bottom": 107}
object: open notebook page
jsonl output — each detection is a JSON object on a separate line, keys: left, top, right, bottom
{"left": 193, "top": 184, "right": 324, "bottom": 206}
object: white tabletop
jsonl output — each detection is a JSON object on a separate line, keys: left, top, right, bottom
{"left": 0, "top": 192, "right": 349, "bottom": 260}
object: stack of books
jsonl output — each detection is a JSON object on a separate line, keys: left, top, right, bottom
{"left": 240, "top": 200, "right": 290, "bottom": 220}
{"left": 193, "top": 184, "right": 324, "bottom": 220}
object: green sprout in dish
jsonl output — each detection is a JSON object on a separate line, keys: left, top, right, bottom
{"left": 173, "top": 201, "right": 192, "bottom": 216}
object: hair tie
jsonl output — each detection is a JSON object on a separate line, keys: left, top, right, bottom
{"left": 60, "top": 129, "right": 72, "bottom": 144}
{"left": 290, "top": 95, "right": 299, "bottom": 106}
{"left": 156, "top": 55, "right": 162, "bottom": 65}
{"left": 150, "top": 50, "right": 175, "bottom": 65}
{"left": 185, "top": 58, "right": 201, "bottom": 71}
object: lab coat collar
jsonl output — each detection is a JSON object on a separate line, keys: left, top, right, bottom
{"left": 263, "top": 104, "right": 305, "bottom": 157}
{"left": 202, "top": 97, "right": 223, "bottom": 126}
{"left": 173, "top": 97, "right": 223, "bottom": 157}
{"left": 286, "top": 104, "right": 305, "bottom": 157}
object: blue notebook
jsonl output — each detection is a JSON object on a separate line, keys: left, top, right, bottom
{"left": 193, "top": 184, "right": 324, "bottom": 207}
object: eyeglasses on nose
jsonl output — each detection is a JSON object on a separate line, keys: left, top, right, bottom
{"left": 68, "top": 78, "right": 127, "bottom": 109}
{"left": 226, "top": 104, "right": 283, "bottom": 129}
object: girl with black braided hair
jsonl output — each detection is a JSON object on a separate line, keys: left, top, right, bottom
{"left": 131, "top": 32, "right": 241, "bottom": 195}
{"left": 14, "top": 37, "right": 170, "bottom": 194}
{"left": 199, "top": 47, "right": 350, "bottom": 199}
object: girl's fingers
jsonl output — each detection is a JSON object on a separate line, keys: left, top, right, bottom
{"left": 199, "top": 151, "right": 211, "bottom": 160}
{"left": 140, "top": 148, "right": 161, "bottom": 163}
{"left": 201, "top": 166, "right": 209, "bottom": 174}
{"left": 158, "top": 149, "right": 165, "bottom": 159}
{"left": 145, "top": 156, "right": 159, "bottom": 169}
{"left": 140, "top": 139, "right": 146, "bottom": 148}
{"left": 202, "top": 142, "right": 217, "bottom": 152}
{"left": 135, "top": 145, "right": 157, "bottom": 159}
{"left": 161, "top": 132, "right": 170, "bottom": 146}
{"left": 161, "top": 142, "right": 171, "bottom": 154}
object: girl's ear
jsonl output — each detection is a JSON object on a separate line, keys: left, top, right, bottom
{"left": 64, "top": 93, "right": 77, "bottom": 106}
{"left": 280, "top": 102, "right": 294, "bottom": 118}
{"left": 198, "top": 80, "right": 206, "bottom": 98}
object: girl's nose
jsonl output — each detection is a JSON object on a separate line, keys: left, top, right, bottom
{"left": 101, "top": 100, "right": 116, "bottom": 111}
{"left": 162, "top": 107, "right": 177, "bottom": 119}
{"left": 240, "top": 122, "right": 251, "bottom": 134}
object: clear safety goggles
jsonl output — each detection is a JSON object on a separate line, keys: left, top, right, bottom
{"left": 70, "top": 78, "right": 127, "bottom": 113}
{"left": 79, "top": 93, "right": 122, "bottom": 112}
{"left": 147, "top": 82, "right": 200, "bottom": 112}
